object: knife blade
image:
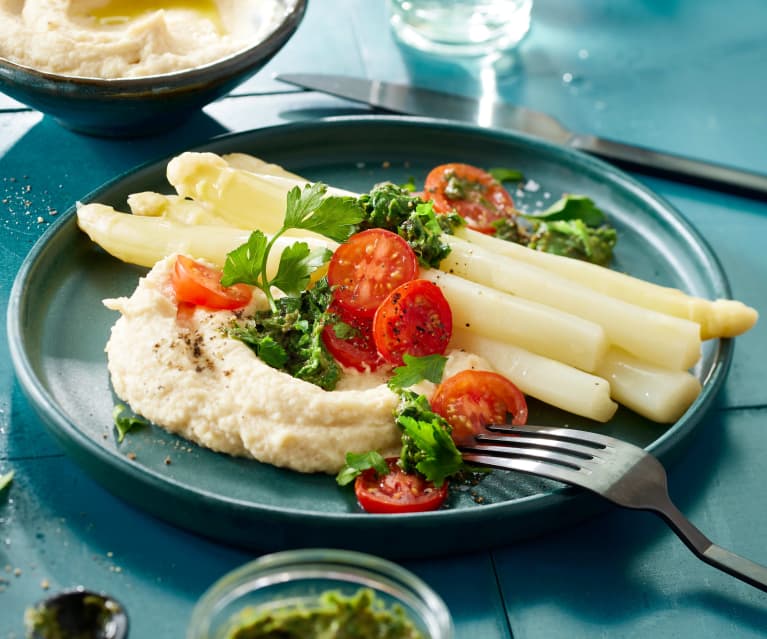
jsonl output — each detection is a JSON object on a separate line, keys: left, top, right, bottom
{"left": 277, "top": 73, "right": 767, "bottom": 201}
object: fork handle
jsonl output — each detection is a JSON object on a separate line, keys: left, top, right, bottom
{"left": 653, "top": 500, "right": 767, "bottom": 592}
{"left": 700, "top": 545, "right": 767, "bottom": 593}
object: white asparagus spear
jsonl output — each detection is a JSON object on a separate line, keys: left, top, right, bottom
{"left": 76, "top": 203, "right": 336, "bottom": 274}
{"left": 78, "top": 202, "right": 610, "bottom": 375}
{"left": 422, "top": 269, "right": 608, "bottom": 373}
{"left": 450, "top": 329, "right": 618, "bottom": 423}
{"left": 456, "top": 226, "right": 757, "bottom": 340}
{"left": 81, "top": 200, "right": 698, "bottom": 424}
{"left": 595, "top": 347, "right": 702, "bottom": 423}
{"left": 127, "top": 192, "right": 231, "bottom": 226}
{"left": 222, "top": 153, "right": 307, "bottom": 180}
{"left": 453, "top": 330, "right": 701, "bottom": 423}
{"left": 441, "top": 235, "right": 702, "bottom": 371}
{"left": 172, "top": 152, "right": 757, "bottom": 343}
{"left": 166, "top": 152, "right": 353, "bottom": 233}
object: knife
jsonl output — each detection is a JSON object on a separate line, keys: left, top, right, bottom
{"left": 277, "top": 73, "right": 767, "bottom": 201}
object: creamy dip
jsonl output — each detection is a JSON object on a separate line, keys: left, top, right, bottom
{"left": 104, "top": 256, "right": 491, "bottom": 474}
{"left": 0, "top": 0, "right": 292, "bottom": 78}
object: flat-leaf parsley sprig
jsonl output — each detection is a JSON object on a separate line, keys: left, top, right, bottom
{"left": 221, "top": 183, "right": 365, "bottom": 310}
{"left": 220, "top": 183, "right": 365, "bottom": 391}
{"left": 336, "top": 354, "right": 468, "bottom": 488}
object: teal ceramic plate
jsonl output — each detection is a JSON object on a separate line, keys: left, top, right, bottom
{"left": 8, "top": 117, "right": 732, "bottom": 558}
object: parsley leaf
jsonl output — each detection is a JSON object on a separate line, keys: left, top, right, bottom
{"left": 397, "top": 415, "right": 464, "bottom": 488}
{"left": 395, "top": 390, "right": 467, "bottom": 487}
{"left": 284, "top": 184, "right": 366, "bottom": 242}
{"left": 271, "top": 244, "right": 333, "bottom": 297}
{"left": 0, "top": 470, "right": 13, "bottom": 494}
{"left": 222, "top": 183, "right": 365, "bottom": 311}
{"left": 112, "top": 403, "right": 149, "bottom": 443}
{"left": 220, "top": 231, "right": 268, "bottom": 288}
{"left": 388, "top": 354, "right": 447, "bottom": 390}
{"left": 283, "top": 182, "right": 327, "bottom": 227}
{"left": 335, "top": 451, "right": 389, "bottom": 486}
{"left": 522, "top": 194, "right": 606, "bottom": 226}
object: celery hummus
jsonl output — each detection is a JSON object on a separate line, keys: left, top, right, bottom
{"left": 0, "top": 0, "right": 292, "bottom": 79}
{"left": 104, "top": 255, "right": 487, "bottom": 474}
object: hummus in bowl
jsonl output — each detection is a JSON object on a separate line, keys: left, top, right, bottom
{"left": 0, "top": 0, "right": 294, "bottom": 78}
{"left": 0, "top": 0, "right": 306, "bottom": 135}
{"left": 104, "top": 255, "right": 489, "bottom": 474}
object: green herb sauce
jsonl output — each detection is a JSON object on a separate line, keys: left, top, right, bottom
{"left": 224, "top": 588, "right": 424, "bottom": 639}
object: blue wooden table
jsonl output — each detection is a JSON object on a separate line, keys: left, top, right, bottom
{"left": 2, "top": 1, "right": 766, "bottom": 636}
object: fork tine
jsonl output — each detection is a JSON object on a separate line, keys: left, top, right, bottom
{"left": 461, "top": 451, "right": 589, "bottom": 488}
{"left": 488, "top": 424, "right": 620, "bottom": 450}
{"left": 462, "top": 442, "right": 588, "bottom": 469}
{"left": 475, "top": 433, "right": 605, "bottom": 461}
{"left": 461, "top": 425, "right": 647, "bottom": 494}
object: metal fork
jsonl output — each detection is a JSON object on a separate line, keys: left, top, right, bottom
{"left": 460, "top": 424, "right": 767, "bottom": 593}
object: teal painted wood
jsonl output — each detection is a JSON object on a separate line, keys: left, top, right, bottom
{"left": 0, "top": 456, "right": 510, "bottom": 638}
{"left": 2, "top": 0, "right": 767, "bottom": 636}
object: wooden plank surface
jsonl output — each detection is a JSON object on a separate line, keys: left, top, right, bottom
{"left": 1, "top": 0, "right": 766, "bottom": 636}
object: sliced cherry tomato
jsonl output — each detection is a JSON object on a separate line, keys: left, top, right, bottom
{"left": 327, "top": 228, "right": 419, "bottom": 318}
{"left": 171, "top": 255, "right": 252, "bottom": 310}
{"left": 354, "top": 457, "right": 449, "bottom": 514}
{"left": 424, "top": 163, "right": 515, "bottom": 233}
{"left": 430, "top": 370, "right": 528, "bottom": 445}
{"left": 372, "top": 279, "right": 452, "bottom": 366}
{"left": 322, "top": 302, "right": 384, "bottom": 372}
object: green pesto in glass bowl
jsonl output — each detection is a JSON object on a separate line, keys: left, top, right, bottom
{"left": 187, "top": 549, "right": 454, "bottom": 639}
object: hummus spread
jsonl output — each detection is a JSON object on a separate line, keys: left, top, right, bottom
{"left": 104, "top": 256, "right": 490, "bottom": 474}
{"left": 0, "top": 0, "right": 292, "bottom": 78}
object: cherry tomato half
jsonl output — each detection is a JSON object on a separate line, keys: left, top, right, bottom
{"left": 327, "top": 228, "right": 419, "bottom": 319}
{"left": 322, "top": 302, "right": 384, "bottom": 372}
{"left": 372, "top": 279, "right": 452, "bottom": 366}
{"left": 354, "top": 457, "right": 449, "bottom": 514}
{"left": 430, "top": 370, "right": 528, "bottom": 445}
{"left": 424, "top": 163, "right": 515, "bottom": 233}
{"left": 171, "top": 255, "right": 252, "bottom": 310}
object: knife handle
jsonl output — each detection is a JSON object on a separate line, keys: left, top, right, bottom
{"left": 570, "top": 134, "right": 767, "bottom": 201}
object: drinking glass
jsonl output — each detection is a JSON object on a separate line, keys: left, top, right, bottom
{"left": 388, "top": 0, "right": 533, "bottom": 57}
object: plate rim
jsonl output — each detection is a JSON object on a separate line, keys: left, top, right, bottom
{"left": 6, "top": 115, "right": 735, "bottom": 536}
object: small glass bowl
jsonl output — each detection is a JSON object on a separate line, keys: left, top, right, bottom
{"left": 187, "top": 549, "right": 454, "bottom": 639}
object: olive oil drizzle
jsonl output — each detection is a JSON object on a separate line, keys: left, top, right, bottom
{"left": 88, "top": 0, "right": 225, "bottom": 34}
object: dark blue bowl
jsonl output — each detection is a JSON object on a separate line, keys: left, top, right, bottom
{"left": 0, "top": 0, "right": 306, "bottom": 137}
